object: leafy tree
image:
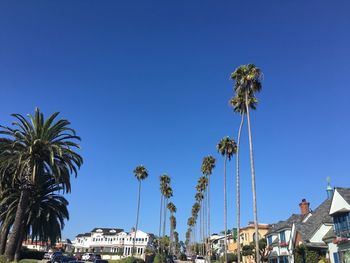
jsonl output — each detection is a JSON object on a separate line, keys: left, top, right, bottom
{"left": 231, "top": 64, "right": 263, "bottom": 262}
{"left": 132, "top": 165, "right": 149, "bottom": 255}
{"left": 241, "top": 238, "right": 269, "bottom": 262}
{"left": 0, "top": 109, "right": 82, "bottom": 261}
{"left": 217, "top": 136, "right": 237, "bottom": 263}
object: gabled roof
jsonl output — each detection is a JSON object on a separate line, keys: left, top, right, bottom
{"left": 296, "top": 198, "right": 333, "bottom": 242}
{"left": 336, "top": 187, "right": 350, "bottom": 204}
{"left": 267, "top": 214, "right": 305, "bottom": 235}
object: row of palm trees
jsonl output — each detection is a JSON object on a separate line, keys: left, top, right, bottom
{"left": 0, "top": 109, "right": 83, "bottom": 261}
{"left": 185, "top": 64, "right": 263, "bottom": 263}
{"left": 132, "top": 169, "right": 180, "bottom": 256}
{"left": 185, "top": 156, "right": 215, "bottom": 261}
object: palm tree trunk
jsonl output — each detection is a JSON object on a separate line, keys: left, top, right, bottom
{"left": 245, "top": 91, "right": 260, "bottom": 263}
{"left": 224, "top": 156, "right": 228, "bottom": 263}
{"left": 133, "top": 181, "right": 142, "bottom": 256}
{"left": 0, "top": 223, "right": 11, "bottom": 254}
{"left": 5, "top": 189, "right": 30, "bottom": 261}
{"left": 169, "top": 213, "right": 172, "bottom": 255}
{"left": 236, "top": 113, "right": 244, "bottom": 263}
{"left": 163, "top": 198, "right": 167, "bottom": 238}
{"left": 14, "top": 224, "right": 25, "bottom": 262}
{"left": 207, "top": 177, "right": 211, "bottom": 263}
{"left": 159, "top": 194, "right": 163, "bottom": 253}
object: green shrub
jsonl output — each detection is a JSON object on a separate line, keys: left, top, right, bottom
{"left": 0, "top": 255, "right": 8, "bottom": 263}
{"left": 18, "top": 259, "right": 38, "bottom": 263}
{"left": 219, "top": 253, "right": 237, "bottom": 263}
{"left": 153, "top": 254, "right": 163, "bottom": 263}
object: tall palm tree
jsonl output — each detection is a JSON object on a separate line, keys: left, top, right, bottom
{"left": 201, "top": 156, "right": 216, "bottom": 262}
{"left": 132, "top": 165, "right": 149, "bottom": 255}
{"left": 162, "top": 185, "right": 173, "bottom": 238}
{"left": 158, "top": 174, "right": 170, "bottom": 253}
{"left": 229, "top": 94, "right": 257, "bottom": 262}
{"left": 217, "top": 136, "right": 237, "bottom": 263}
{"left": 167, "top": 202, "right": 177, "bottom": 254}
{"left": 231, "top": 64, "right": 262, "bottom": 262}
{"left": 0, "top": 108, "right": 83, "bottom": 261}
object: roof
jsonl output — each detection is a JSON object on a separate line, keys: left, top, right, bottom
{"left": 335, "top": 187, "right": 350, "bottom": 205}
{"left": 267, "top": 214, "right": 305, "bottom": 235}
{"left": 76, "top": 233, "right": 91, "bottom": 237}
{"left": 91, "top": 228, "right": 123, "bottom": 234}
{"left": 296, "top": 199, "right": 333, "bottom": 242}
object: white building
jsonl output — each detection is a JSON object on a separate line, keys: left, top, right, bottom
{"left": 72, "top": 228, "right": 154, "bottom": 260}
{"left": 266, "top": 197, "right": 334, "bottom": 263}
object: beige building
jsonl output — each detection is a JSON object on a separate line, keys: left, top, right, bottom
{"left": 228, "top": 223, "right": 270, "bottom": 263}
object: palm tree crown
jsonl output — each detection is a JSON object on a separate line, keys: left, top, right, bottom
{"left": 201, "top": 156, "right": 216, "bottom": 176}
{"left": 133, "top": 165, "right": 148, "bottom": 181}
{"left": 217, "top": 136, "right": 237, "bottom": 160}
{"left": 0, "top": 108, "right": 83, "bottom": 192}
{"left": 230, "top": 64, "right": 262, "bottom": 95}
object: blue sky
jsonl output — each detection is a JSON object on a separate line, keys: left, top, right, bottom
{"left": 1, "top": 0, "right": 350, "bottom": 241}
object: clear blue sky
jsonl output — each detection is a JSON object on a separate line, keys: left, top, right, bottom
{"left": 1, "top": 0, "right": 350, "bottom": 241}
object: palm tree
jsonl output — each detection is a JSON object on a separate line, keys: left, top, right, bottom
{"left": 217, "top": 136, "right": 237, "bottom": 263}
{"left": 201, "top": 156, "right": 216, "bottom": 262}
{"left": 167, "top": 202, "right": 177, "bottom": 254}
{"left": 0, "top": 108, "right": 82, "bottom": 261}
{"left": 132, "top": 165, "right": 149, "bottom": 255}
{"left": 229, "top": 94, "right": 257, "bottom": 262}
{"left": 0, "top": 174, "right": 69, "bottom": 258}
{"left": 158, "top": 174, "right": 170, "bottom": 237}
{"left": 162, "top": 185, "right": 173, "bottom": 242}
{"left": 231, "top": 64, "right": 262, "bottom": 262}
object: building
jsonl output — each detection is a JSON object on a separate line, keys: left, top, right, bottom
{"left": 72, "top": 228, "right": 154, "bottom": 260}
{"left": 328, "top": 187, "right": 350, "bottom": 262}
{"left": 267, "top": 192, "right": 334, "bottom": 263}
{"left": 228, "top": 223, "right": 270, "bottom": 263}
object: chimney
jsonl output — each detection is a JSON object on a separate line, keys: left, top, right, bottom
{"left": 299, "top": 199, "right": 310, "bottom": 215}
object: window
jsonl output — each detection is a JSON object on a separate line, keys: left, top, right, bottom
{"left": 334, "top": 212, "right": 350, "bottom": 237}
{"left": 280, "top": 231, "right": 286, "bottom": 243}
{"left": 279, "top": 256, "right": 288, "bottom": 263}
{"left": 267, "top": 235, "right": 272, "bottom": 245}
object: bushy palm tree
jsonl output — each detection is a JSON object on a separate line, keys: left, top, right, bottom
{"left": 231, "top": 64, "right": 262, "bottom": 262}
{"left": 0, "top": 108, "right": 82, "bottom": 261}
{"left": 0, "top": 174, "right": 69, "bottom": 259}
{"left": 217, "top": 136, "right": 237, "bottom": 263}
{"left": 132, "top": 165, "right": 149, "bottom": 255}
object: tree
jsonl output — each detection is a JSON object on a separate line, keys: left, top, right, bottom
{"left": 217, "top": 136, "right": 237, "bottom": 263}
{"left": 241, "top": 238, "right": 269, "bottom": 262}
{"left": 201, "top": 156, "right": 216, "bottom": 262}
{"left": 0, "top": 108, "right": 82, "bottom": 261}
{"left": 167, "top": 202, "right": 177, "bottom": 254}
{"left": 229, "top": 94, "right": 257, "bottom": 262}
{"left": 231, "top": 64, "right": 263, "bottom": 262}
{"left": 132, "top": 165, "right": 149, "bottom": 255}
{"left": 159, "top": 174, "right": 170, "bottom": 238}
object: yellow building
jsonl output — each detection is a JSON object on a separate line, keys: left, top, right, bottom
{"left": 228, "top": 223, "right": 270, "bottom": 263}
